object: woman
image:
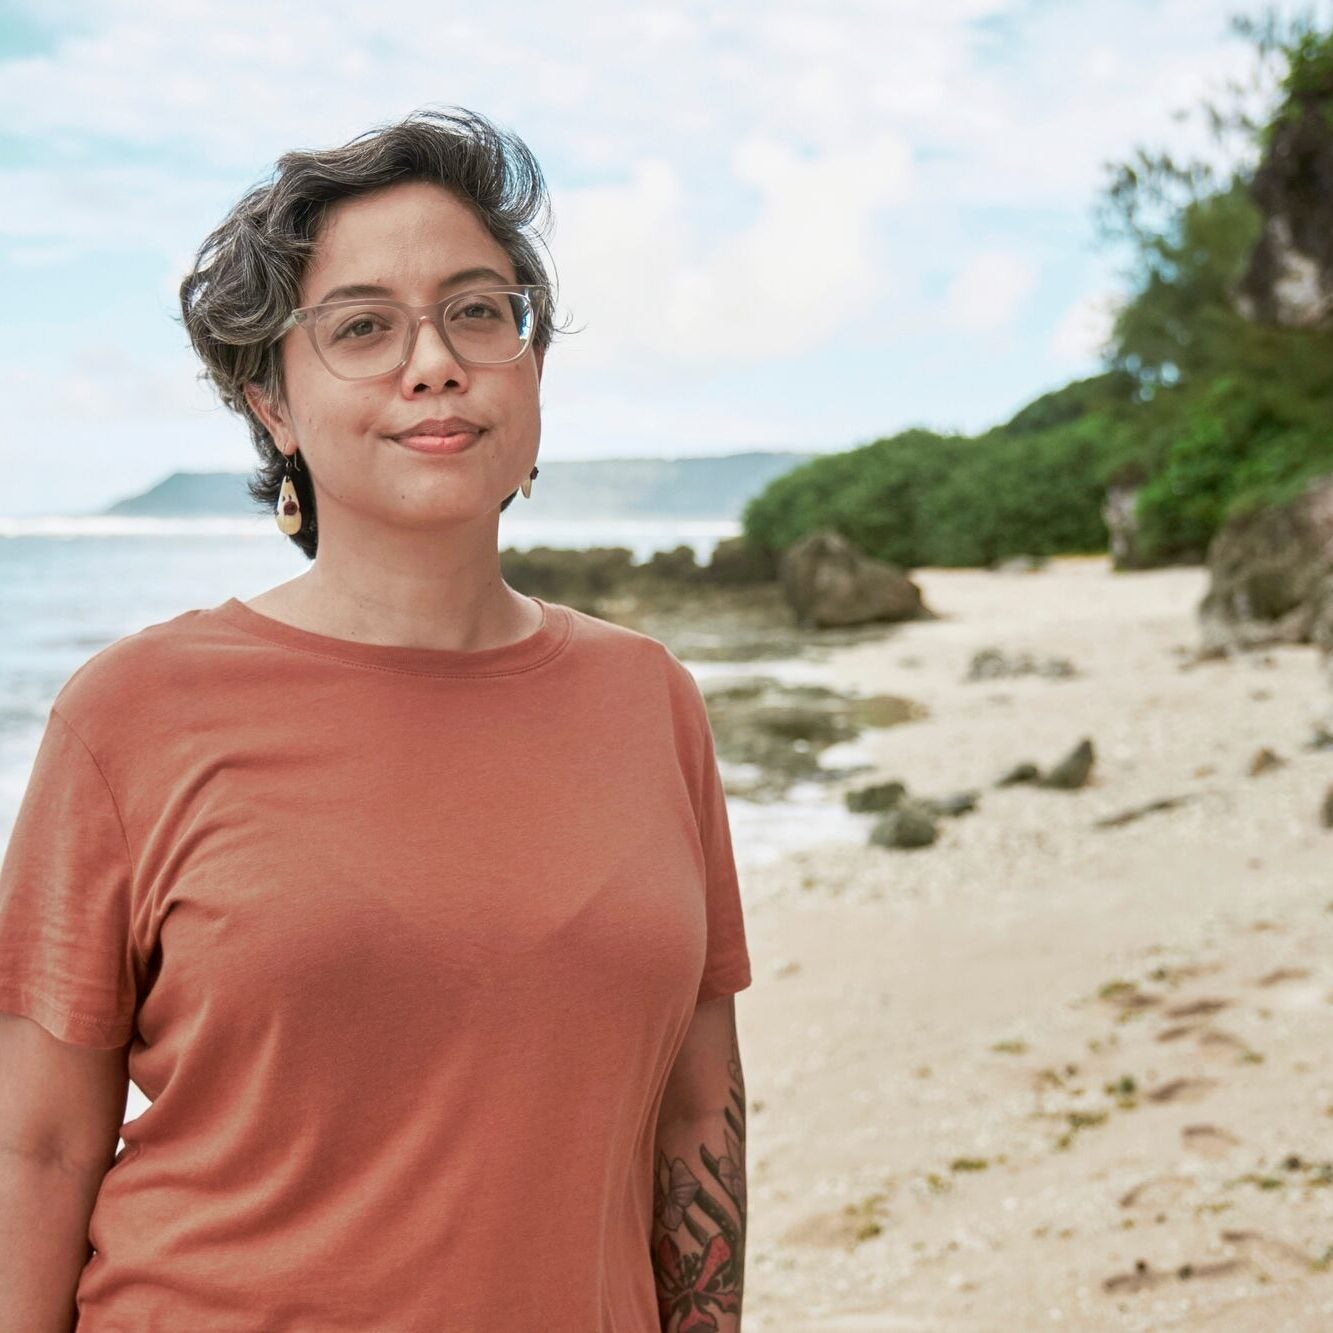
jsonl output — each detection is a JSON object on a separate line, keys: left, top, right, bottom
{"left": 0, "top": 107, "right": 751, "bottom": 1330}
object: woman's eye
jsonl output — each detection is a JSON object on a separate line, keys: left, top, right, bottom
{"left": 328, "top": 313, "right": 392, "bottom": 341}
{"left": 339, "top": 318, "right": 379, "bottom": 339}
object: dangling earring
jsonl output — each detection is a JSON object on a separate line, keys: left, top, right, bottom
{"left": 520, "top": 465, "right": 539, "bottom": 500}
{"left": 275, "top": 449, "right": 302, "bottom": 534}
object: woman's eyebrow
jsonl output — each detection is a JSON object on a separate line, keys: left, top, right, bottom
{"left": 316, "top": 265, "right": 512, "bottom": 304}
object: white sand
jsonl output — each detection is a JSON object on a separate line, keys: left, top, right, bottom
{"left": 736, "top": 556, "right": 1333, "bottom": 1331}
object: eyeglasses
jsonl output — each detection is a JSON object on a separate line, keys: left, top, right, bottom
{"left": 274, "top": 284, "right": 548, "bottom": 381}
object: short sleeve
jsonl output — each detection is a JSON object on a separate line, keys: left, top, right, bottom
{"left": 690, "top": 686, "right": 753, "bottom": 1006}
{"left": 0, "top": 705, "right": 137, "bottom": 1049}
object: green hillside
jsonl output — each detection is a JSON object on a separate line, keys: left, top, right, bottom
{"left": 101, "top": 451, "right": 816, "bottom": 522}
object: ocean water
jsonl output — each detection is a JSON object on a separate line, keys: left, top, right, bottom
{"left": 0, "top": 513, "right": 732, "bottom": 798}
{"left": 1, "top": 514, "right": 869, "bottom": 873}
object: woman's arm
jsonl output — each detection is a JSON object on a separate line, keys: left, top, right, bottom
{"left": 0, "top": 1012, "right": 127, "bottom": 1332}
{"left": 652, "top": 995, "right": 747, "bottom": 1331}
{"left": 0, "top": 1148, "right": 107, "bottom": 1333}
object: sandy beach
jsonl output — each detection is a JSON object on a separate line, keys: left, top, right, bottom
{"left": 734, "top": 555, "right": 1333, "bottom": 1330}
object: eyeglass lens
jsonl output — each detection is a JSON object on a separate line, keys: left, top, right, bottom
{"left": 310, "top": 290, "right": 536, "bottom": 378}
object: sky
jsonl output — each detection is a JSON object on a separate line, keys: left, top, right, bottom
{"left": 0, "top": 0, "right": 1319, "bottom": 517}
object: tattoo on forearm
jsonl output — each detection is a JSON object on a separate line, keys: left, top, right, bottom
{"left": 652, "top": 1026, "right": 746, "bottom": 1331}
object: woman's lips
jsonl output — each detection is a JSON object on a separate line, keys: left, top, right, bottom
{"left": 393, "top": 429, "right": 483, "bottom": 455}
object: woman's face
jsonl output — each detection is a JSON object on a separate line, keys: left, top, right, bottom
{"left": 248, "top": 179, "right": 544, "bottom": 533}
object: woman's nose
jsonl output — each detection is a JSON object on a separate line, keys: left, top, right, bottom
{"left": 403, "top": 312, "right": 469, "bottom": 382}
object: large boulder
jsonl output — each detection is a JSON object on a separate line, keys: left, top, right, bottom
{"left": 778, "top": 530, "right": 933, "bottom": 628}
{"left": 1198, "top": 474, "right": 1333, "bottom": 655}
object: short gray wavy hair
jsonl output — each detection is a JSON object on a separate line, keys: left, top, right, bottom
{"left": 176, "top": 105, "right": 574, "bottom": 559}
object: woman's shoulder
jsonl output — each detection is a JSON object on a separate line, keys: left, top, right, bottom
{"left": 556, "top": 601, "right": 708, "bottom": 729}
{"left": 50, "top": 605, "right": 219, "bottom": 742}
{"left": 557, "top": 600, "right": 693, "bottom": 677}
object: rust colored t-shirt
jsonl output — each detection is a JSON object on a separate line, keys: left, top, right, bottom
{"left": 0, "top": 594, "right": 752, "bottom": 1331}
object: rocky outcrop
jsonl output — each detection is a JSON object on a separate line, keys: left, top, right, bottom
{"left": 1103, "top": 481, "right": 1145, "bottom": 570}
{"left": 1234, "top": 88, "right": 1333, "bottom": 329}
{"left": 698, "top": 535, "right": 780, "bottom": 585}
{"left": 1100, "top": 458, "right": 1153, "bottom": 570}
{"left": 500, "top": 543, "right": 638, "bottom": 606}
{"left": 701, "top": 674, "right": 928, "bottom": 798}
{"left": 1197, "top": 474, "right": 1333, "bottom": 655}
{"left": 778, "top": 530, "right": 933, "bottom": 629}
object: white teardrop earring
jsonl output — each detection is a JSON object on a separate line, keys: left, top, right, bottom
{"left": 275, "top": 450, "right": 302, "bottom": 534}
{"left": 520, "top": 465, "right": 538, "bottom": 499}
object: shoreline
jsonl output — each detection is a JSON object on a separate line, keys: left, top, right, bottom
{"left": 730, "top": 556, "right": 1333, "bottom": 1329}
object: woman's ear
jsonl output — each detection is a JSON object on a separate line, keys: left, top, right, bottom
{"left": 244, "top": 382, "right": 290, "bottom": 450}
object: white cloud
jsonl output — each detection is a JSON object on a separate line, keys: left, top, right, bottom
{"left": 548, "top": 129, "right": 912, "bottom": 369}
{"left": 939, "top": 251, "right": 1037, "bottom": 332}
{"left": 0, "top": 345, "right": 222, "bottom": 421}
{"left": 0, "top": 0, "right": 1297, "bottom": 283}
{"left": 8, "top": 241, "right": 84, "bottom": 268}
{"left": 0, "top": 164, "right": 242, "bottom": 261}
{"left": 0, "top": 0, "right": 1276, "bottom": 209}
{"left": 1048, "top": 287, "right": 1121, "bottom": 366}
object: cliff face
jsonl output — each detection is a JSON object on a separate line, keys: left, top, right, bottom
{"left": 1234, "top": 93, "right": 1333, "bottom": 327}
{"left": 1197, "top": 47, "right": 1333, "bottom": 680}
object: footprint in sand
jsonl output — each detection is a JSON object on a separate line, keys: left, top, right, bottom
{"left": 1152, "top": 997, "right": 1253, "bottom": 1058}
{"left": 1193, "top": 1026, "right": 1251, "bottom": 1057}
{"left": 1102, "top": 1257, "right": 1246, "bottom": 1294}
{"left": 1162, "top": 996, "right": 1232, "bottom": 1019}
{"left": 1144, "top": 1076, "right": 1218, "bottom": 1104}
{"left": 1118, "top": 1173, "right": 1196, "bottom": 1210}
{"left": 1181, "top": 1123, "right": 1241, "bottom": 1158}
{"left": 1153, "top": 998, "right": 1229, "bottom": 1044}
{"left": 1256, "top": 966, "right": 1311, "bottom": 986}
{"left": 1219, "top": 1228, "right": 1318, "bottom": 1270}
{"left": 1155, "top": 1023, "right": 1200, "bottom": 1042}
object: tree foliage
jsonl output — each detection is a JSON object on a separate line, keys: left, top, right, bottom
{"left": 739, "top": 7, "right": 1333, "bottom": 570}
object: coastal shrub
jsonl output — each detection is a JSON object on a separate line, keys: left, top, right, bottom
{"left": 740, "top": 376, "right": 1139, "bottom": 569}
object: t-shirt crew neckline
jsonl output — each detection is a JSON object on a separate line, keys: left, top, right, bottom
{"left": 211, "top": 594, "right": 571, "bottom": 677}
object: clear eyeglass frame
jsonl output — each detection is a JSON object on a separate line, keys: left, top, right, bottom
{"left": 273, "top": 283, "right": 549, "bottom": 381}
